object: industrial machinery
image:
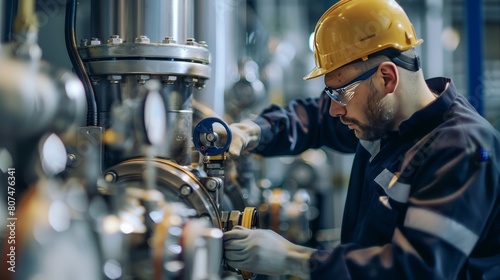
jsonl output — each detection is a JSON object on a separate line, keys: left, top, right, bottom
{"left": 3, "top": 0, "right": 497, "bottom": 278}
{"left": 1, "top": 1, "right": 259, "bottom": 279}
{"left": 0, "top": 0, "right": 322, "bottom": 279}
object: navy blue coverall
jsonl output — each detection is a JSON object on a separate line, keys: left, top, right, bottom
{"left": 251, "top": 78, "right": 500, "bottom": 279}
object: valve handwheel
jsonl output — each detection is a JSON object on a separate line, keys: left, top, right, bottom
{"left": 193, "top": 117, "right": 232, "bottom": 156}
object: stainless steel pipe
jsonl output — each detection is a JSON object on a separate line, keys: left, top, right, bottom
{"left": 90, "top": 0, "right": 193, "bottom": 44}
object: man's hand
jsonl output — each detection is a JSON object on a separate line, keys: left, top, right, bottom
{"left": 223, "top": 226, "right": 315, "bottom": 279}
{"left": 226, "top": 120, "right": 261, "bottom": 159}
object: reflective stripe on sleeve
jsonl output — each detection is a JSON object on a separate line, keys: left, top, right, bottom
{"left": 374, "top": 168, "right": 411, "bottom": 203}
{"left": 404, "top": 207, "right": 478, "bottom": 255}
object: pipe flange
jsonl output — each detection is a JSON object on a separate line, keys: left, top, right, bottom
{"left": 104, "top": 158, "right": 221, "bottom": 228}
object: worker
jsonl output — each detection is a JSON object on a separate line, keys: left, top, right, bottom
{"left": 222, "top": 0, "right": 500, "bottom": 279}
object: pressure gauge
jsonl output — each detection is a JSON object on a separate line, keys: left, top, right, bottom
{"left": 143, "top": 88, "right": 167, "bottom": 146}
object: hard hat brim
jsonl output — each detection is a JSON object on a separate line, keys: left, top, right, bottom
{"left": 303, "top": 67, "right": 324, "bottom": 80}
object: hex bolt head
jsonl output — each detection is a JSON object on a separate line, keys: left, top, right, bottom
{"left": 90, "top": 38, "right": 101, "bottom": 45}
{"left": 107, "top": 75, "right": 122, "bottom": 84}
{"left": 180, "top": 185, "right": 193, "bottom": 196}
{"left": 205, "top": 178, "right": 220, "bottom": 192}
{"left": 195, "top": 80, "right": 207, "bottom": 90}
{"left": 162, "top": 37, "right": 177, "bottom": 44}
{"left": 185, "top": 77, "right": 198, "bottom": 87}
{"left": 104, "top": 171, "right": 117, "bottom": 183}
{"left": 162, "top": 75, "right": 178, "bottom": 85}
{"left": 136, "top": 75, "right": 150, "bottom": 84}
{"left": 107, "top": 35, "right": 123, "bottom": 44}
{"left": 134, "top": 35, "right": 150, "bottom": 43}
{"left": 202, "top": 156, "right": 210, "bottom": 164}
{"left": 66, "top": 154, "right": 77, "bottom": 167}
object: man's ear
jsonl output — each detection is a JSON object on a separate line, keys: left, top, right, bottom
{"left": 379, "top": 61, "right": 398, "bottom": 94}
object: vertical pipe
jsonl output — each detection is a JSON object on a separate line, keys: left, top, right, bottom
{"left": 91, "top": 0, "right": 145, "bottom": 43}
{"left": 91, "top": 0, "right": 192, "bottom": 43}
{"left": 466, "top": 0, "right": 484, "bottom": 115}
{"left": 163, "top": 79, "right": 194, "bottom": 166}
{"left": 13, "top": 0, "right": 37, "bottom": 34}
{"left": 194, "top": 0, "right": 238, "bottom": 117}
{"left": 163, "top": 0, "right": 192, "bottom": 44}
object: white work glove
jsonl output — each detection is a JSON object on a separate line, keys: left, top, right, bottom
{"left": 223, "top": 226, "right": 315, "bottom": 279}
{"left": 227, "top": 120, "right": 261, "bottom": 159}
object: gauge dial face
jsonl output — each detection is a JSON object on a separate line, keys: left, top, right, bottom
{"left": 143, "top": 90, "right": 167, "bottom": 146}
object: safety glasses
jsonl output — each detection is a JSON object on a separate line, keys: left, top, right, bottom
{"left": 323, "top": 66, "right": 378, "bottom": 106}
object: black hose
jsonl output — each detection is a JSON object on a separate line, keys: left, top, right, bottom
{"left": 64, "top": 0, "right": 98, "bottom": 126}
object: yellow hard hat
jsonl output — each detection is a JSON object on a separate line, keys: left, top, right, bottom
{"left": 304, "top": 0, "right": 423, "bottom": 80}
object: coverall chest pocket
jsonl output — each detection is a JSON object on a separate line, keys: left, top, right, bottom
{"left": 357, "top": 192, "right": 400, "bottom": 246}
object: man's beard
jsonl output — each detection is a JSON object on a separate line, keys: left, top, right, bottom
{"left": 342, "top": 82, "right": 397, "bottom": 141}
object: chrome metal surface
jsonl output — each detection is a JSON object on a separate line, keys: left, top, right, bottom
{"left": 105, "top": 158, "right": 222, "bottom": 228}
{"left": 0, "top": 58, "right": 85, "bottom": 140}
{"left": 85, "top": 60, "right": 211, "bottom": 78}
{"left": 90, "top": 0, "right": 193, "bottom": 44}
{"left": 78, "top": 43, "right": 210, "bottom": 63}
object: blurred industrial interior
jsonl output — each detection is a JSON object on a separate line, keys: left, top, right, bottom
{"left": 0, "top": 0, "right": 498, "bottom": 279}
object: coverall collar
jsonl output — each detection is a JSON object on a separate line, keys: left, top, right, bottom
{"left": 398, "top": 77, "right": 454, "bottom": 137}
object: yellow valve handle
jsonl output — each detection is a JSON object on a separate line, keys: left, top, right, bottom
{"left": 241, "top": 207, "right": 257, "bottom": 229}
{"left": 240, "top": 207, "right": 257, "bottom": 280}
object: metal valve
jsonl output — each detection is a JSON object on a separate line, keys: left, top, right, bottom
{"left": 193, "top": 117, "right": 232, "bottom": 156}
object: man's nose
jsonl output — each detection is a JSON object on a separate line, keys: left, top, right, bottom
{"left": 329, "top": 99, "right": 346, "bottom": 117}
